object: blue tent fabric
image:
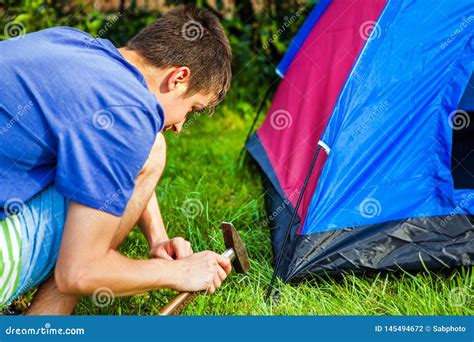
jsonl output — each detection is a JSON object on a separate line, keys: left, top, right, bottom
{"left": 303, "top": 0, "right": 474, "bottom": 235}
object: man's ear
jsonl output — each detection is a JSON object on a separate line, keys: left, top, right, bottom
{"left": 166, "top": 66, "right": 191, "bottom": 93}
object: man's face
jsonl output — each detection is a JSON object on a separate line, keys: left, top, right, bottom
{"left": 143, "top": 65, "right": 214, "bottom": 134}
{"left": 118, "top": 49, "right": 217, "bottom": 133}
{"left": 159, "top": 91, "right": 213, "bottom": 133}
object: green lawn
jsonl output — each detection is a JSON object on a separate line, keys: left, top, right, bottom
{"left": 74, "top": 104, "right": 473, "bottom": 315}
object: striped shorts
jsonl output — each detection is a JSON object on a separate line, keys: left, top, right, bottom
{"left": 0, "top": 185, "right": 69, "bottom": 307}
{"left": 0, "top": 215, "right": 22, "bottom": 305}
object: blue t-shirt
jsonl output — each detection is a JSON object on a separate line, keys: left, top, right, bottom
{"left": 0, "top": 27, "right": 164, "bottom": 220}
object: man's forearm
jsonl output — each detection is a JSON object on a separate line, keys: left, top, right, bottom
{"left": 57, "top": 249, "right": 178, "bottom": 296}
{"left": 56, "top": 201, "right": 178, "bottom": 297}
{"left": 138, "top": 191, "right": 168, "bottom": 246}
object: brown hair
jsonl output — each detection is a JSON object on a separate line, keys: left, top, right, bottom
{"left": 127, "top": 5, "right": 232, "bottom": 108}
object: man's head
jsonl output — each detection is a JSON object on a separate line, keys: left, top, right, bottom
{"left": 123, "top": 5, "right": 232, "bottom": 133}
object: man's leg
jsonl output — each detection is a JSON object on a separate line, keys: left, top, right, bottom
{"left": 26, "top": 134, "right": 167, "bottom": 315}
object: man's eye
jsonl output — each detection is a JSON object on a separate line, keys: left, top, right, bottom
{"left": 190, "top": 107, "right": 206, "bottom": 115}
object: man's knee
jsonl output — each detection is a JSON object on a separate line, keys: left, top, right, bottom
{"left": 140, "top": 133, "right": 167, "bottom": 179}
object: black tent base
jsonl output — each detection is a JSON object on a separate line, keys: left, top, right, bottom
{"left": 260, "top": 171, "right": 300, "bottom": 262}
{"left": 283, "top": 264, "right": 473, "bottom": 286}
{"left": 259, "top": 170, "right": 474, "bottom": 282}
{"left": 280, "top": 214, "right": 473, "bottom": 282}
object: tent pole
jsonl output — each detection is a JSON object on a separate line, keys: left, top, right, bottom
{"left": 237, "top": 78, "right": 276, "bottom": 164}
{"left": 265, "top": 144, "right": 322, "bottom": 301}
{"left": 243, "top": 85, "right": 271, "bottom": 144}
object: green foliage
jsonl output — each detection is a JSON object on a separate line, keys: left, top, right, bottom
{"left": 1, "top": 0, "right": 312, "bottom": 104}
{"left": 1, "top": 1, "right": 102, "bottom": 37}
{"left": 0, "top": 1, "right": 156, "bottom": 45}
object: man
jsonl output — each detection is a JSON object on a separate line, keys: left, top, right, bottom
{"left": 0, "top": 5, "right": 232, "bottom": 314}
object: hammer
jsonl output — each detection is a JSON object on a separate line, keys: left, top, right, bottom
{"left": 159, "top": 222, "right": 250, "bottom": 315}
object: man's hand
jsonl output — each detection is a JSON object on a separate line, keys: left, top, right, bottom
{"left": 172, "top": 251, "right": 232, "bottom": 294}
{"left": 150, "top": 237, "right": 193, "bottom": 260}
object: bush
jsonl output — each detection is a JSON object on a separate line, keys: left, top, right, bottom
{"left": 1, "top": 0, "right": 314, "bottom": 106}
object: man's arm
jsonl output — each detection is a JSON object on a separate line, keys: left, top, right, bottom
{"left": 138, "top": 191, "right": 168, "bottom": 245}
{"left": 55, "top": 201, "right": 231, "bottom": 296}
{"left": 138, "top": 191, "right": 193, "bottom": 259}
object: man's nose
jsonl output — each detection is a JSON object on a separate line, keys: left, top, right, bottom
{"left": 172, "top": 120, "right": 185, "bottom": 134}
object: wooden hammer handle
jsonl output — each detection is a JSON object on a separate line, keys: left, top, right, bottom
{"left": 159, "top": 291, "right": 198, "bottom": 316}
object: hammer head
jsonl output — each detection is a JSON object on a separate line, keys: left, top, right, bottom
{"left": 222, "top": 222, "right": 250, "bottom": 273}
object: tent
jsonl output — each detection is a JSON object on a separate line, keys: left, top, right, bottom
{"left": 245, "top": 0, "right": 474, "bottom": 283}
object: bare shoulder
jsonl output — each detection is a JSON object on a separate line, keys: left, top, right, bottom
{"left": 141, "top": 133, "right": 167, "bottom": 175}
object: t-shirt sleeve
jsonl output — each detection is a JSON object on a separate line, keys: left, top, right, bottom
{"left": 55, "top": 106, "right": 160, "bottom": 216}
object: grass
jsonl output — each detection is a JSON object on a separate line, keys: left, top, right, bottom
{"left": 11, "top": 103, "right": 474, "bottom": 315}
